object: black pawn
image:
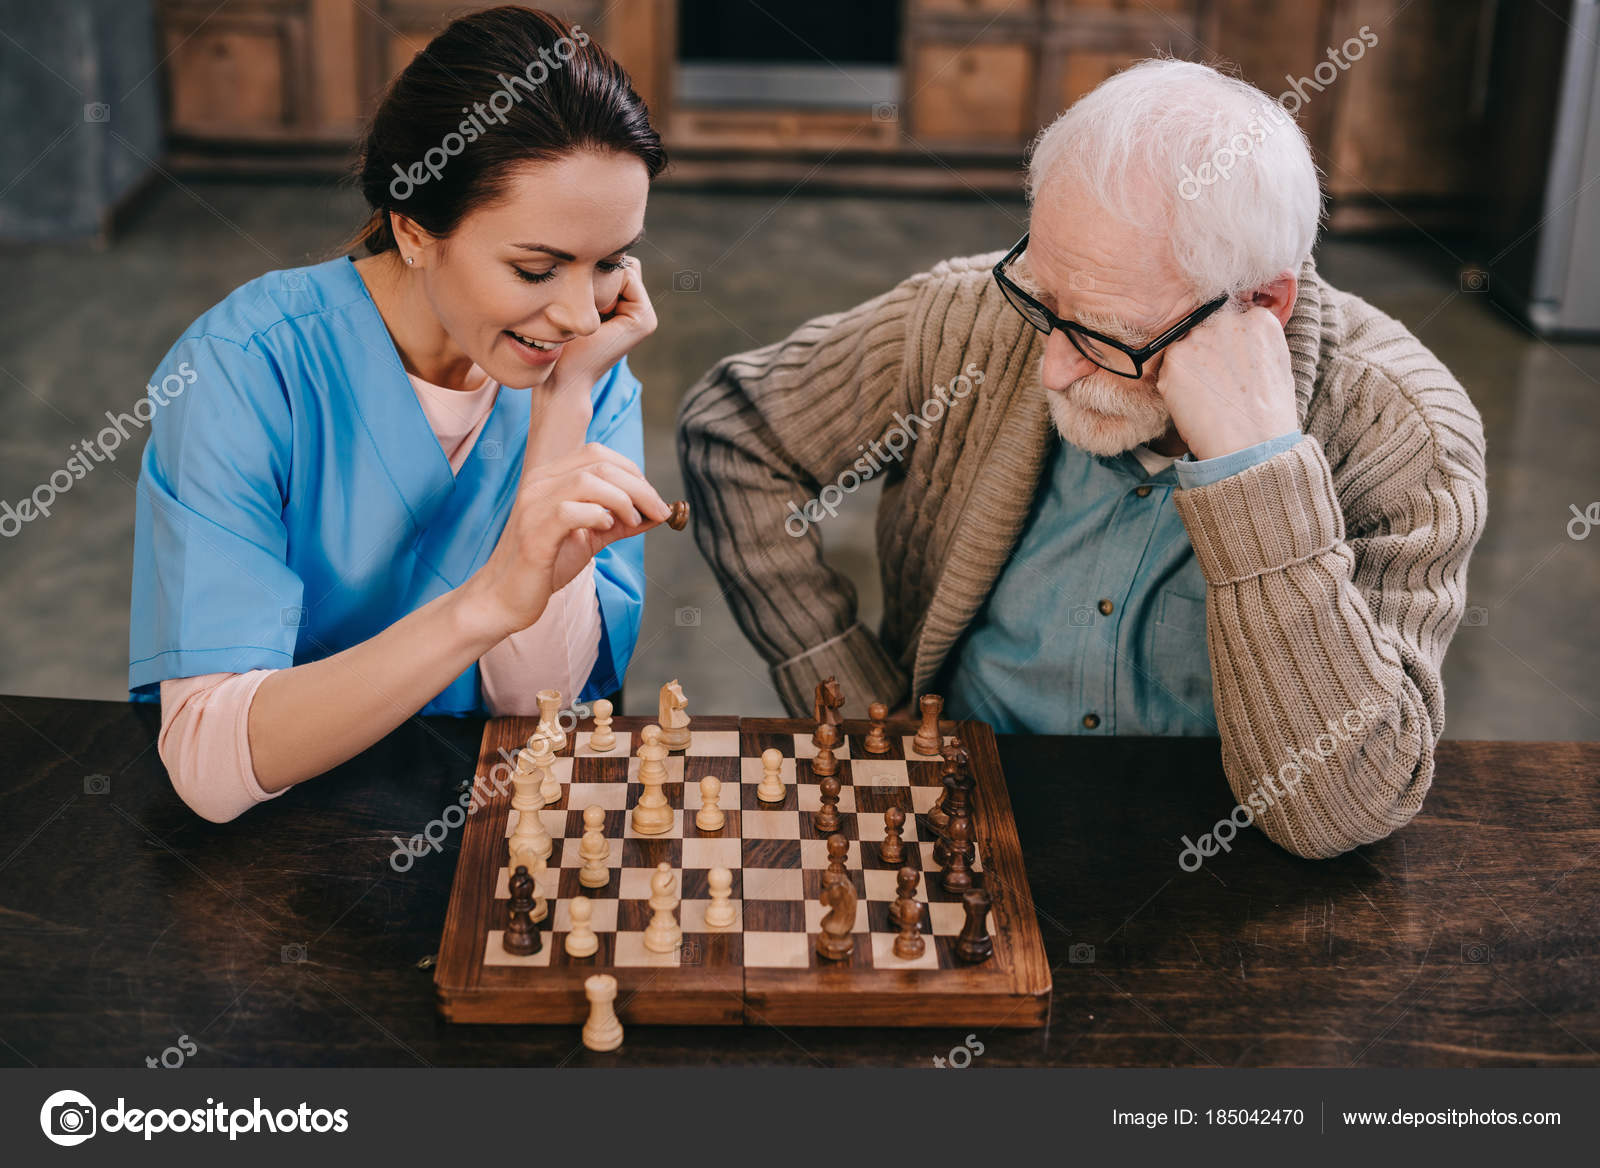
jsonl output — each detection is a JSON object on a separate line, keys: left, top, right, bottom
{"left": 941, "top": 813, "right": 974, "bottom": 895}
{"left": 502, "top": 865, "right": 542, "bottom": 956}
{"left": 892, "top": 866, "right": 924, "bottom": 960}
{"left": 954, "top": 888, "right": 993, "bottom": 964}
{"left": 823, "top": 832, "right": 850, "bottom": 889}
{"left": 815, "top": 772, "right": 842, "bottom": 833}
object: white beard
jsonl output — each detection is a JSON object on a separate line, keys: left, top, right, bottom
{"left": 1045, "top": 368, "right": 1172, "bottom": 456}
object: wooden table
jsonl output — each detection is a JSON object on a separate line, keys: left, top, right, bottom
{"left": 1, "top": 695, "right": 1595, "bottom": 1067}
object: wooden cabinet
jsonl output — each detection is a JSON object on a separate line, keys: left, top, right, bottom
{"left": 157, "top": 0, "right": 1497, "bottom": 231}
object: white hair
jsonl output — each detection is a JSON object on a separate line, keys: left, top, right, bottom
{"left": 1026, "top": 58, "right": 1323, "bottom": 298}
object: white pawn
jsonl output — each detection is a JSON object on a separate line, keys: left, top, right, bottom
{"left": 695, "top": 776, "right": 725, "bottom": 832}
{"left": 535, "top": 688, "right": 566, "bottom": 753}
{"left": 704, "top": 865, "right": 737, "bottom": 929}
{"left": 565, "top": 895, "right": 598, "bottom": 957}
{"left": 529, "top": 732, "right": 560, "bottom": 804}
{"left": 588, "top": 698, "right": 616, "bottom": 753}
{"left": 643, "top": 861, "right": 681, "bottom": 954}
{"left": 582, "top": 973, "right": 623, "bottom": 1052}
{"left": 578, "top": 804, "right": 611, "bottom": 889}
{"left": 631, "top": 725, "right": 674, "bottom": 836}
{"left": 756, "top": 747, "right": 785, "bottom": 803}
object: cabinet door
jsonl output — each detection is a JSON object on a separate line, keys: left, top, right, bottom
{"left": 162, "top": 1, "right": 311, "bottom": 139}
{"left": 910, "top": 43, "right": 1037, "bottom": 146}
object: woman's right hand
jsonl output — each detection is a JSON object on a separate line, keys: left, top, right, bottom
{"left": 462, "top": 443, "right": 670, "bottom": 641}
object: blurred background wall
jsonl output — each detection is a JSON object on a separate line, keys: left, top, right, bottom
{"left": 1, "top": 0, "right": 1596, "bottom": 739}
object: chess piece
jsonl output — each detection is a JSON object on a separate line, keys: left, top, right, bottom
{"left": 658, "top": 679, "right": 691, "bottom": 750}
{"left": 879, "top": 805, "right": 906, "bottom": 865}
{"left": 630, "top": 725, "right": 674, "bottom": 835}
{"left": 928, "top": 737, "right": 967, "bottom": 832}
{"left": 587, "top": 698, "right": 616, "bottom": 752}
{"left": 704, "top": 866, "right": 737, "bottom": 929}
{"left": 815, "top": 772, "right": 842, "bottom": 833}
{"left": 933, "top": 763, "right": 972, "bottom": 867}
{"left": 954, "top": 888, "right": 993, "bottom": 964}
{"left": 502, "top": 866, "right": 541, "bottom": 956}
{"left": 913, "top": 693, "right": 944, "bottom": 756}
{"left": 530, "top": 731, "right": 560, "bottom": 803}
{"left": 811, "top": 721, "right": 839, "bottom": 778}
{"left": 815, "top": 878, "right": 857, "bottom": 961}
{"left": 666, "top": 499, "right": 690, "bottom": 531}
{"left": 582, "top": 973, "right": 623, "bottom": 1052}
{"left": 695, "top": 776, "right": 726, "bottom": 832}
{"left": 578, "top": 804, "right": 611, "bottom": 889}
{"left": 892, "top": 866, "right": 925, "bottom": 960}
{"left": 535, "top": 688, "right": 567, "bottom": 753}
{"left": 941, "top": 813, "right": 974, "bottom": 895}
{"left": 756, "top": 747, "right": 785, "bottom": 803}
{"left": 565, "top": 895, "right": 599, "bottom": 958}
{"left": 643, "top": 862, "right": 682, "bottom": 953}
{"left": 812, "top": 676, "right": 843, "bottom": 747}
{"left": 508, "top": 764, "right": 552, "bottom": 870}
{"left": 864, "top": 701, "right": 890, "bottom": 754}
{"left": 823, "top": 832, "right": 850, "bottom": 890}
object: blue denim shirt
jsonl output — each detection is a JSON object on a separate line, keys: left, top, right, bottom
{"left": 945, "top": 431, "right": 1302, "bottom": 734}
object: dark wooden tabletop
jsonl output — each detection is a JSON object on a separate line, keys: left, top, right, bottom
{"left": 1, "top": 695, "right": 1595, "bottom": 1068}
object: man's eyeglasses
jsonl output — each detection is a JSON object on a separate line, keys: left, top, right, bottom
{"left": 992, "top": 232, "right": 1230, "bottom": 379}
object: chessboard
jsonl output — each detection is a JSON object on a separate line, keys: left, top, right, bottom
{"left": 434, "top": 713, "right": 1052, "bottom": 1027}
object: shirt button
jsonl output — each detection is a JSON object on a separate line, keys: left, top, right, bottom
{"left": 1082, "top": 713, "right": 1100, "bottom": 729}
{"left": 1097, "top": 598, "right": 1114, "bottom": 616}
{"left": 1134, "top": 485, "right": 1153, "bottom": 497}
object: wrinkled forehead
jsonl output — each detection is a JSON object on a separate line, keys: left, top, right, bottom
{"left": 1024, "top": 186, "right": 1188, "bottom": 342}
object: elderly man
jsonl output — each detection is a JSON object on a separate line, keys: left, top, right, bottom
{"left": 677, "top": 60, "right": 1486, "bottom": 859}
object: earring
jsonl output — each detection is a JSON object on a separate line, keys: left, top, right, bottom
{"left": 405, "top": 255, "right": 415, "bottom": 266}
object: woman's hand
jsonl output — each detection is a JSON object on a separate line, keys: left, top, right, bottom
{"left": 544, "top": 256, "right": 658, "bottom": 404}
{"left": 525, "top": 258, "right": 658, "bottom": 469}
{"left": 462, "top": 443, "right": 670, "bottom": 641}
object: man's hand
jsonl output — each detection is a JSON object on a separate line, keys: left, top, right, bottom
{"left": 1154, "top": 303, "right": 1297, "bottom": 461}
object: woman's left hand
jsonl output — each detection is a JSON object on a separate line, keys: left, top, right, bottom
{"left": 545, "top": 256, "right": 658, "bottom": 400}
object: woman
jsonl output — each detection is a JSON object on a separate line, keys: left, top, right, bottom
{"left": 129, "top": 8, "right": 671, "bottom": 822}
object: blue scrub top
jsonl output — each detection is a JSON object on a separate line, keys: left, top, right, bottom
{"left": 128, "top": 256, "right": 646, "bottom": 715}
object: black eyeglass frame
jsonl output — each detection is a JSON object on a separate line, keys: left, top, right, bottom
{"left": 992, "top": 232, "right": 1231, "bottom": 379}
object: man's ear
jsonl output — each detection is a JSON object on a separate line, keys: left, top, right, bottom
{"left": 1245, "top": 273, "right": 1297, "bottom": 328}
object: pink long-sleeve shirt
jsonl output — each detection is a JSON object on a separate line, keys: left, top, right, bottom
{"left": 157, "top": 365, "right": 601, "bottom": 822}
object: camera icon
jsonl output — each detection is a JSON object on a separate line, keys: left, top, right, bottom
{"left": 672, "top": 269, "right": 702, "bottom": 292}
{"left": 1069, "top": 605, "right": 1094, "bottom": 626}
{"left": 281, "top": 605, "right": 308, "bottom": 627}
{"left": 1459, "top": 268, "right": 1490, "bottom": 292}
{"left": 282, "top": 271, "right": 306, "bottom": 292}
{"left": 1461, "top": 942, "right": 1490, "bottom": 964}
{"left": 678, "top": 937, "right": 704, "bottom": 965}
{"left": 478, "top": 438, "right": 503, "bottom": 460}
{"left": 675, "top": 607, "right": 701, "bottom": 627}
{"left": 871, "top": 102, "right": 898, "bottom": 123}
{"left": 1462, "top": 605, "right": 1489, "bottom": 627}
{"left": 1069, "top": 271, "right": 1096, "bottom": 292}
{"left": 49, "top": 1099, "right": 96, "bottom": 1142}
{"left": 281, "top": 943, "right": 308, "bottom": 963}
{"left": 1068, "top": 942, "right": 1095, "bottom": 964}
{"left": 83, "top": 773, "right": 110, "bottom": 795}
{"left": 83, "top": 103, "right": 110, "bottom": 123}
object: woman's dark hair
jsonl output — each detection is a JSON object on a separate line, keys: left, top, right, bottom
{"left": 348, "top": 6, "right": 666, "bottom": 254}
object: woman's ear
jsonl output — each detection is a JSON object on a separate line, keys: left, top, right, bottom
{"left": 388, "top": 210, "right": 436, "bottom": 265}
{"left": 1246, "top": 273, "right": 1298, "bottom": 327}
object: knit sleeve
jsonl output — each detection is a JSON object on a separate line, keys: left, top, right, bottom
{"left": 1175, "top": 402, "right": 1487, "bottom": 857}
{"left": 676, "top": 276, "right": 929, "bottom": 716}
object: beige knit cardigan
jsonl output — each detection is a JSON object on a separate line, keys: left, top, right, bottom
{"left": 676, "top": 251, "right": 1487, "bottom": 858}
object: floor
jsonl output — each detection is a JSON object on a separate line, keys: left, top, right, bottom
{"left": 1, "top": 179, "right": 1595, "bottom": 740}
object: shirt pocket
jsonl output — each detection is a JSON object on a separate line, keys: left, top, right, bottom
{"left": 1147, "top": 589, "right": 1216, "bottom": 732}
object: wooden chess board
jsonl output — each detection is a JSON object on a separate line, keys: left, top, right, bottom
{"left": 434, "top": 715, "right": 1052, "bottom": 1027}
